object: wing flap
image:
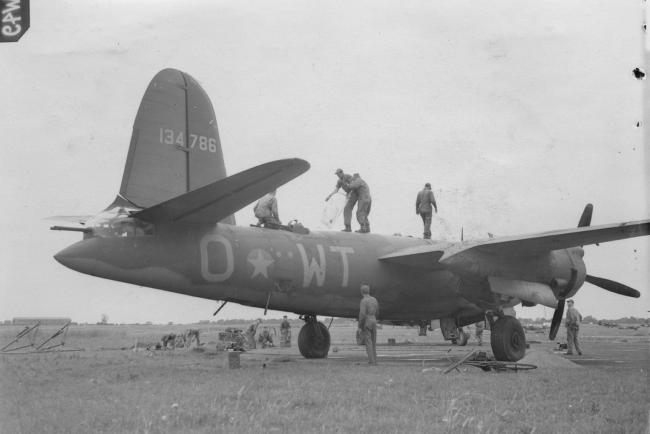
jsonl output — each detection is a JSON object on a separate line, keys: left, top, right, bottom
{"left": 132, "top": 158, "right": 309, "bottom": 224}
{"left": 378, "top": 243, "right": 453, "bottom": 270}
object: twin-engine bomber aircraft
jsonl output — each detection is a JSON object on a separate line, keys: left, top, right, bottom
{"left": 52, "top": 69, "right": 649, "bottom": 362}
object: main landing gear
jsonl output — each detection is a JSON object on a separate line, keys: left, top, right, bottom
{"left": 297, "top": 315, "right": 330, "bottom": 359}
{"left": 489, "top": 314, "right": 526, "bottom": 362}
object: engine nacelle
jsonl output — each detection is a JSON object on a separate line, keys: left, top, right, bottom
{"left": 549, "top": 247, "right": 586, "bottom": 300}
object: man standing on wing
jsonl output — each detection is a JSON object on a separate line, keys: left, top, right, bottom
{"left": 326, "top": 168, "right": 356, "bottom": 232}
{"left": 415, "top": 183, "right": 438, "bottom": 239}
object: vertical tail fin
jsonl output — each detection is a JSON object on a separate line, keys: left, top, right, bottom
{"left": 119, "top": 68, "right": 234, "bottom": 224}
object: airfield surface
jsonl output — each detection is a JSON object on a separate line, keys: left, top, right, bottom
{"left": 1, "top": 322, "right": 648, "bottom": 433}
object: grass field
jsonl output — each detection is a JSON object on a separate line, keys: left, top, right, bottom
{"left": 0, "top": 322, "right": 648, "bottom": 433}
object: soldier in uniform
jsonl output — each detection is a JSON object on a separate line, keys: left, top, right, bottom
{"left": 258, "top": 326, "right": 274, "bottom": 348}
{"left": 280, "top": 315, "right": 291, "bottom": 347}
{"left": 246, "top": 319, "right": 262, "bottom": 349}
{"left": 565, "top": 300, "right": 583, "bottom": 355}
{"left": 358, "top": 284, "right": 379, "bottom": 365}
{"left": 254, "top": 190, "right": 281, "bottom": 226}
{"left": 349, "top": 173, "right": 372, "bottom": 233}
{"left": 415, "top": 183, "right": 438, "bottom": 239}
{"left": 325, "top": 168, "right": 356, "bottom": 232}
{"left": 474, "top": 320, "right": 485, "bottom": 346}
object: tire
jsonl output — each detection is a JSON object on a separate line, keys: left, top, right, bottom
{"left": 298, "top": 321, "right": 330, "bottom": 358}
{"left": 490, "top": 316, "right": 526, "bottom": 362}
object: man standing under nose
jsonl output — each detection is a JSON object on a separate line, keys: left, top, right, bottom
{"left": 358, "top": 284, "right": 379, "bottom": 365}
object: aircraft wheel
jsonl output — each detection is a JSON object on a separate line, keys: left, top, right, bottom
{"left": 490, "top": 316, "right": 526, "bottom": 362}
{"left": 298, "top": 321, "right": 330, "bottom": 358}
{"left": 457, "top": 328, "right": 469, "bottom": 346}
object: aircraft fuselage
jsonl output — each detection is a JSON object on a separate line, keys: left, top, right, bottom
{"left": 55, "top": 222, "right": 584, "bottom": 322}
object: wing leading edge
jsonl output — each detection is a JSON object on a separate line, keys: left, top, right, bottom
{"left": 451, "top": 220, "right": 649, "bottom": 259}
{"left": 133, "top": 158, "right": 309, "bottom": 224}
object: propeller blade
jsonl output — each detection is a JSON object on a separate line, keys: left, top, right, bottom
{"left": 577, "top": 203, "right": 593, "bottom": 228}
{"left": 585, "top": 274, "right": 641, "bottom": 298}
{"left": 549, "top": 299, "right": 565, "bottom": 340}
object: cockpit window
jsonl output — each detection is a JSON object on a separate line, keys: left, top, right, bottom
{"left": 86, "top": 207, "right": 154, "bottom": 238}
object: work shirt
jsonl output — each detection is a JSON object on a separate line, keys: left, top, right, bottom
{"left": 335, "top": 173, "right": 353, "bottom": 193}
{"left": 254, "top": 194, "right": 279, "bottom": 220}
{"left": 358, "top": 295, "right": 379, "bottom": 329}
{"left": 416, "top": 188, "right": 437, "bottom": 214}
{"left": 280, "top": 320, "right": 290, "bottom": 331}
{"left": 565, "top": 307, "right": 582, "bottom": 329}
{"left": 349, "top": 176, "right": 371, "bottom": 201}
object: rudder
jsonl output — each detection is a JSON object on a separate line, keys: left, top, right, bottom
{"left": 119, "top": 69, "right": 234, "bottom": 223}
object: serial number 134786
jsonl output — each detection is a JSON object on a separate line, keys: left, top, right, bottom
{"left": 159, "top": 128, "right": 218, "bottom": 153}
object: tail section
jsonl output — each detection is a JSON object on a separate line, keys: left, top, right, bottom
{"left": 133, "top": 159, "right": 310, "bottom": 224}
{"left": 119, "top": 69, "right": 234, "bottom": 223}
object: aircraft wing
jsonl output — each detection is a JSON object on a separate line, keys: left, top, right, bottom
{"left": 379, "top": 220, "right": 649, "bottom": 269}
{"left": 132, "top": 158, "right": 309, "bottom": 224}
{"left": 443, "top": 220, "right": 650, "bottom": 259}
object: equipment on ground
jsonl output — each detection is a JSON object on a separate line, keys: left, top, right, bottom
{"left": 1, "top": 322, "right": 80, "bottom": 354}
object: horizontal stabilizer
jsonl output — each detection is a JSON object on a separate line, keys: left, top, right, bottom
{"left": 133, "top": 158, "right": 309, "bottom": 224}
{"left": 379, "top": 243, "right": 452, "bottom": 270}
{"left": 45, "top": 215, "right": 93, "bottom": 225}
{"left": 442, "top": 219, "right": 650, "bottom": 260}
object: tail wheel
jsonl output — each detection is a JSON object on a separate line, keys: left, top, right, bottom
{"left": 490, "top": 316, "right": 526, "bottom": 361}
{"left": 298, "top": 321, "right": 330, "bottom": 358}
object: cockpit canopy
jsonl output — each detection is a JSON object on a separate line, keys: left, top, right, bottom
{"left": 85, "top": 207, "right": 154, "bottom": 238}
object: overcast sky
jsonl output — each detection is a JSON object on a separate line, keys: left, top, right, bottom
{"left": 1, "top": 0, "right": 648, "bottom": 324}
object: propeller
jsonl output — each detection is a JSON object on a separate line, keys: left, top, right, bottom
{"left": 585, "top": 274, "right": 640, "bottom": 298}
{"left": 550, "top": 204, "right": 590, "bottom": 340}
{"left": 549, "top": 299, "right": 565, "bottom": 340}
{"left": 548, "top": 203, "right": 642, "bottom": 340}
{"left": 577, "top": 203, "right": 593, "bottom": 228}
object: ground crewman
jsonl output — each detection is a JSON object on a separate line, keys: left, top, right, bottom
{"left": 358, "top": 284, "right": 379, "bottom": 365}
{"left": 258, "top": 326, "right": 274, "bottom": 348}
{"left": 474, "top": 320, "right": 485, "bottom": 346}
{"left": 325, "top": 168, "right": 356, "bottom": 232}
{"left": 280, "top": 315, "right": 291, "bottom": 347}
{"left": 254, "top": 191, "right": 281, "bottom": 226}
{"left": 565, "top": 300, "right": 583, "bottom": 355}
{"left": 246, "top": 319, "right": 262, "bottom": 349}
{"left": 415, "top": 183, "right": 438, "bottom": 239}
{"left": 349, "top": 173, "right": 372, "bottom": 233}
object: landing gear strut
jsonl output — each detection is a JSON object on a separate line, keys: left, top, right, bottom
{"left": 298, "top": 315, "right": 330, "bottom": 359}
{"left": 490, "top": 315, "right": 526, "bottom": 362}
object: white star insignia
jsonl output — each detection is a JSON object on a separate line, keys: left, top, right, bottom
{"left": 248, "top": 249, "right": 274, "bottom": 279}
